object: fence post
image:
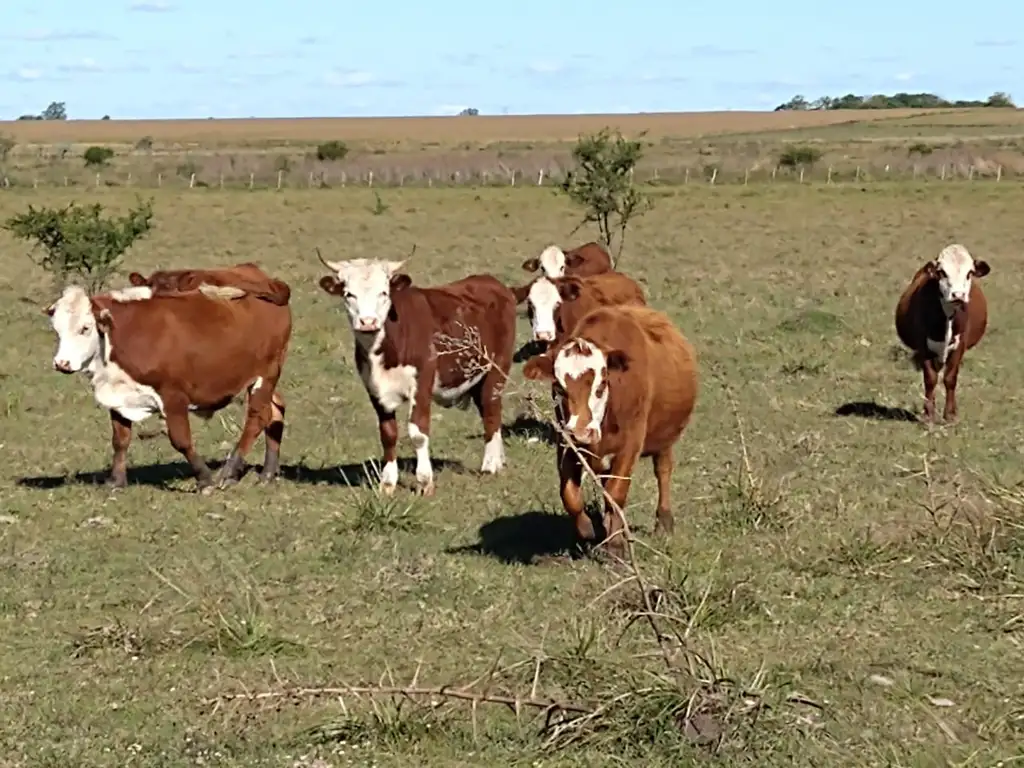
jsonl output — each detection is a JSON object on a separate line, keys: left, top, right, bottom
{"left": 127, "top": 172, "right": 132, "bottom": 186}
{"left": 368, "top": 171, "right": 373, "bottom": 187}
{"left": 537, "top": 169, "right": 544, "bottom": 185}
{"left": 710, "top": 168, "right": 718, "bottom": 185}
{"left": 827, "top": 166, "right": 832, "bottom": 184}
{"left": 64, "top": 176, "right": 68, "bottom": 186}
{"left": 743, "top": 168, "right": 749, "bottom": 186}
{"left": 684, "top": 168, "right": 690, "bottom": 185}
{"left": 799, "top": 167, "right": 805, "bottom": 183}
{"left": 249, "top": 172, "right": 254, "bottom": 190}
{"left": 997, "top": 165, "right": 1003, "bottom": 182}
{"left": 771, "top": 167, "right": 777, "bottom": 182}
{"left": 219, "top": 174, "right": 224, "bottom": 190}
{"left": 968, "top": 165, "right": 975, "bottom": 181}
{"left": 157, "top": 173, "right": 162, "bottom": 187}
{"left": 189, "top": 172, "right": 196, "bottom": 189}
{"left": 940, "top": 165, "right": 946, "bottom": 181}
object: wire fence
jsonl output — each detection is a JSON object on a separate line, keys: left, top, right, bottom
{"left": 0, "top": 159, "right": 1020, "bottom": 191}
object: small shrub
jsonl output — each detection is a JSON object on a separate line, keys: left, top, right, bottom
{"left": 176, "top": 159, "right": 200, "bottom": 179}
{"left": 559, "top": 127, "right": 653, "bottom": 265}
{"left": 370, "top": 191, "right": 389, "bottom": 215}
{"left": 908, "top": 142, "right": 934, "bottom": 156}
{"left": 83, "top": 146, "right": 114, "bottom": 167}
{"left": 316, "top": 140, "right": 348, "bottom": 162}
{"left": 274, "top": 154, "right": 291, "bottom": 172}
{"left": 135, "top": 136, "right": 154, "bottom": 151}
{"left": 778, "top": 145, "right": 822, "bottom": 168}
{"left": 3, "top": 197, "right": 155, "bottom": 292}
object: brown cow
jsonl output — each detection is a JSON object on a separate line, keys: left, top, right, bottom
{"left": 43, "top": 281, "right": 292, "bottom": 491}
{"left": 895, "top": 244, "right": 991, "bottom": 423}
{"left": 128, "top": 262, "right": 291, "bottom": 306}
{"left": 512, "top": 271, "right": 647, "bottom": 346}
{"left": 523, "top": 304, "right": 699, "bottom": 558}
{"left": 520, "top": 242, "right": 612, "bottom": 280}
{"left": 316, "top": 252, "right": 516, "bottom": 496}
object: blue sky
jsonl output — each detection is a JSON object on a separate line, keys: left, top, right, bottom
{"left": 1, "top": 0, "right": 1019, "bottom": 119}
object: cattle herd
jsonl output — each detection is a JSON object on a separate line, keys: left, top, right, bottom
{"left": 41, "top": 239, "right": 992, "bottom": 558}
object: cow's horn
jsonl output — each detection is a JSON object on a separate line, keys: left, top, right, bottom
{"left": 315, "top": 247, "right": 340, "bottom": 272}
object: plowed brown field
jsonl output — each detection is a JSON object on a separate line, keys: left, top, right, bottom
{"left": 0, "top": 108, "right": 962, "bottom": 145}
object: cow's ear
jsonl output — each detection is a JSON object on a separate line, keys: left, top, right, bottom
{"left": 606, "top": 349, "right": 630, "bottom": 373}
{"left": 973, "top": 260, "right": 991, "bottom": 278}
{"left": 521, "top": 258, "right": 540, "bottom": 273}
{"left": 42, "top": 302, "right": 56, "bottom": 317}
{"left": 95, "top": 307, "right": 114, "bottom": 335}
{"left": 557, "top": 278, "right": 583, "bottom": 302}
{"left": 128, "top": 272, "right": 147, "bottom": 287}
{"left": 924, "top": 260, "right": 939, "bottom": 280}
{"left": 390, "top": 273, "right": 412, "bottom": 292}
{"left": 523, "top": 354, "right": 555, "bottom": 381}
{"left": 319, "top": 276, "right": 346, "bottom": 296}
{"left": 512, "top": 282, "right": 532, "bottom": 304}
{"left": 565, "top": 252, "right": 584, "bottom": 268}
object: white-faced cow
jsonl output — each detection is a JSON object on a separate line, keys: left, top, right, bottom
{"left": 520, "top": 242, "right": 612, "bottom": 280}
{"left": 512, "top": 271, "right": 647, "bottom": 347}
{"left": 523, "top": 304, "right": 699, "bottom": 559}
{"left": 316, "top": 251, "right": 517, "bottom": 496}
{"left": 895, "top": 244, "right": 991, "bottom": 423}
{"left": 44, "top": 280, "right": 292, "bottom": 491}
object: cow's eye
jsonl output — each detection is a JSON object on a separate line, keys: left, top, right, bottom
{"left": 344, "top": 292, "right": 356, "bottom": 301}
{"left": 379, "top": 291, "right": 388, "bottom": 299}
{"left": 79, "top": 325, "right": 90, "bottom": 335}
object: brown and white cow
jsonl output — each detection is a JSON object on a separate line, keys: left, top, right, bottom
{"left": 523, "top": 304, "right": 699, "bottom": 558}
{"left": 521, "top": 242, "right": 612, "bottom": 280}
{"left": 512, "top": 271, "right": 647, "bottom": 347}
{"left": 895, "top": 244, "right": 991, "bottom": 423}
{"left": 316, "top": 252, "right": 517, "bottom": 496}
{"left": 43, "top": 281, "right": 292, "bottom": 491}
{"left": 128, "top": 262, "right": 291, "bottom": 306}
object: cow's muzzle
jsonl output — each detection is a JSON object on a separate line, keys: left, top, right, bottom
{"left": 571, "top": 425, "right": 600, "bottom": 445}
{"left": 53, "top": 359, "right": 74, "bottom": 374}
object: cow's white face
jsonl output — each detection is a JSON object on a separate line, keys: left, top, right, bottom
{"left": 538, "top": 246, "right": 567, "bottom": 278}
{"left": 931, "top": 244, "right": 990, "bottom": 311}
{"left": 526, "top": 277, "right": 561, "bottom": 342}
{"left": 318, "top": 258, "right": 406, "bottom": 334}
{"left": 45, "top": 285, "right": 101, "bottom": 374}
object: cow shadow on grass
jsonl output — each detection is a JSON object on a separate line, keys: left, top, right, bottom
{"left": 279, "top": 457, "right": 469, "bottom": 487}
{"left": 834, "top": 400, "right": 919, "bottom": 423}
{"left": 18, "top": 456, "right": 470, "bottom": 492}
{"left": 503, "top": 414, "right": 557, "bottom": 446}
{"left": 446, "top": 510, "right": 584, "bottom": 565}
{"left": 17, "top": 459, "right": 228, "bottom": 491}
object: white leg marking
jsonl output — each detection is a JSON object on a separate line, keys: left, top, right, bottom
{"left": 481, "top": 429, "right": 505, "bottom": 474}
{"left": 250, "top": 376, "right": 263, "bottom": 392}
{"left": 407, "top": 423, "right": 434, "bottom": 491}
{"left": 380, "top": 459, "right": 399, "bottom": 494}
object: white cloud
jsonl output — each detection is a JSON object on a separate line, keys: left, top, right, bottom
{"left": 57, "top": 58, "right": 103, "bottom": 73}
{"left": 129, "top": 1, "right": 173, "bottom": 11}
{"left": 174, "top": 61, "right": 204, "bottom": 74}
{"left": 324, "top": 70, "right": 376, "bottom": 87}
{"left": 7, "top": 29, "right": 113, "bottom": 42}
{"left": 894, "top": 71, "right": 914, "bottom": 82}
{"left": 526, "top": 60, "right": 564, "bottom": 75}
{"left": 13, "top": 68, "right": 43, "bottom": 81}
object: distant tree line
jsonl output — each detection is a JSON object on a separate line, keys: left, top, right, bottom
{"left": 775, "top": 91, "right": 1015, "bottom": 111}
{"left": 17, "top": 101, "right": 68, "bottom": 121}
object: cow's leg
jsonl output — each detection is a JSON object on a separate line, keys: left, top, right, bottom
{"left": 600, "top": 446, "right": 641, "bottom": 560}
{"left": 557, "top": 442, "right": 592, "bottom": 542}
{"left": 942, "top": 348, "right": 966, "bottom": 423}
{"left": 652, "top": 446, "right": 674, "bottom": 536}
{"left": 106, "top": 410, "right": 133, "bottom": 489}
{"left": 258, "top": 389, "right": 286, "bottom": 483}
{"left": 473, "top": 367, "right": 506, "bottom": 475}
{"left": 921, "top": 357, "right": 939, "bottom": 423}
{"left": 216, "top": 377, "right": 278, "bottom": 488}
{"left": 408, "top": 377, "right": 435, "bottom": 496}
{"left": 161, "top": 394, "right": 214, "bottom": 490}
{"left": 372, "top": 398, "right": 400, "bottom": 495}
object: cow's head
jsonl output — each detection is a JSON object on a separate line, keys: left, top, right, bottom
{"left": 43, "top": 285, "right": 108, "bottom": 374}
{"left": 317, "top": 250, "right": 410, "bottom": 333}
{"left": 521, "top": 245, "right": 580, "bottom": 279}
{"left": 523, "top": 276, "right": 586, "bottom": 343}
{"left": 523, "top": 337, "right": 629, "bottom": 445}
{"left": 925, "top": 244, "right": 991, "bottom": 312}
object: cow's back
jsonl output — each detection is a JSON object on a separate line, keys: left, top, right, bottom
{"left": 557, "top": 272, "right": 646, "bottom": 341}
{"left": 565, "top": 242, "right": 613, "bottom": 277}
{"left": 138, "top": 263, "right": 292, "bottom": 307}
{"left": 422, "top": 275, "right": 516, "bottom": 351}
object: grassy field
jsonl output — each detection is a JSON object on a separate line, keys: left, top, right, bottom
{"left": 2, "top": 108, "right": 1024, "bottom": 189}
{"left": 1, "top": 180, "right": 1023, "bottom": 767}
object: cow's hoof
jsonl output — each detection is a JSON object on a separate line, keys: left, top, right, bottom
{"left": 255, "top": 472, "right": 278, "bottom": 485}
{"left": 105, "top": 475, "right": 127, "bottom": 491}
{"left": 654, "top": 513, "right": 674, "bottom": 537}
{"left": 380, "top": 483, "right": 397, "bottom": 497}
{"left": 416, "top": 480, "right": 436, "bottom": 497}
